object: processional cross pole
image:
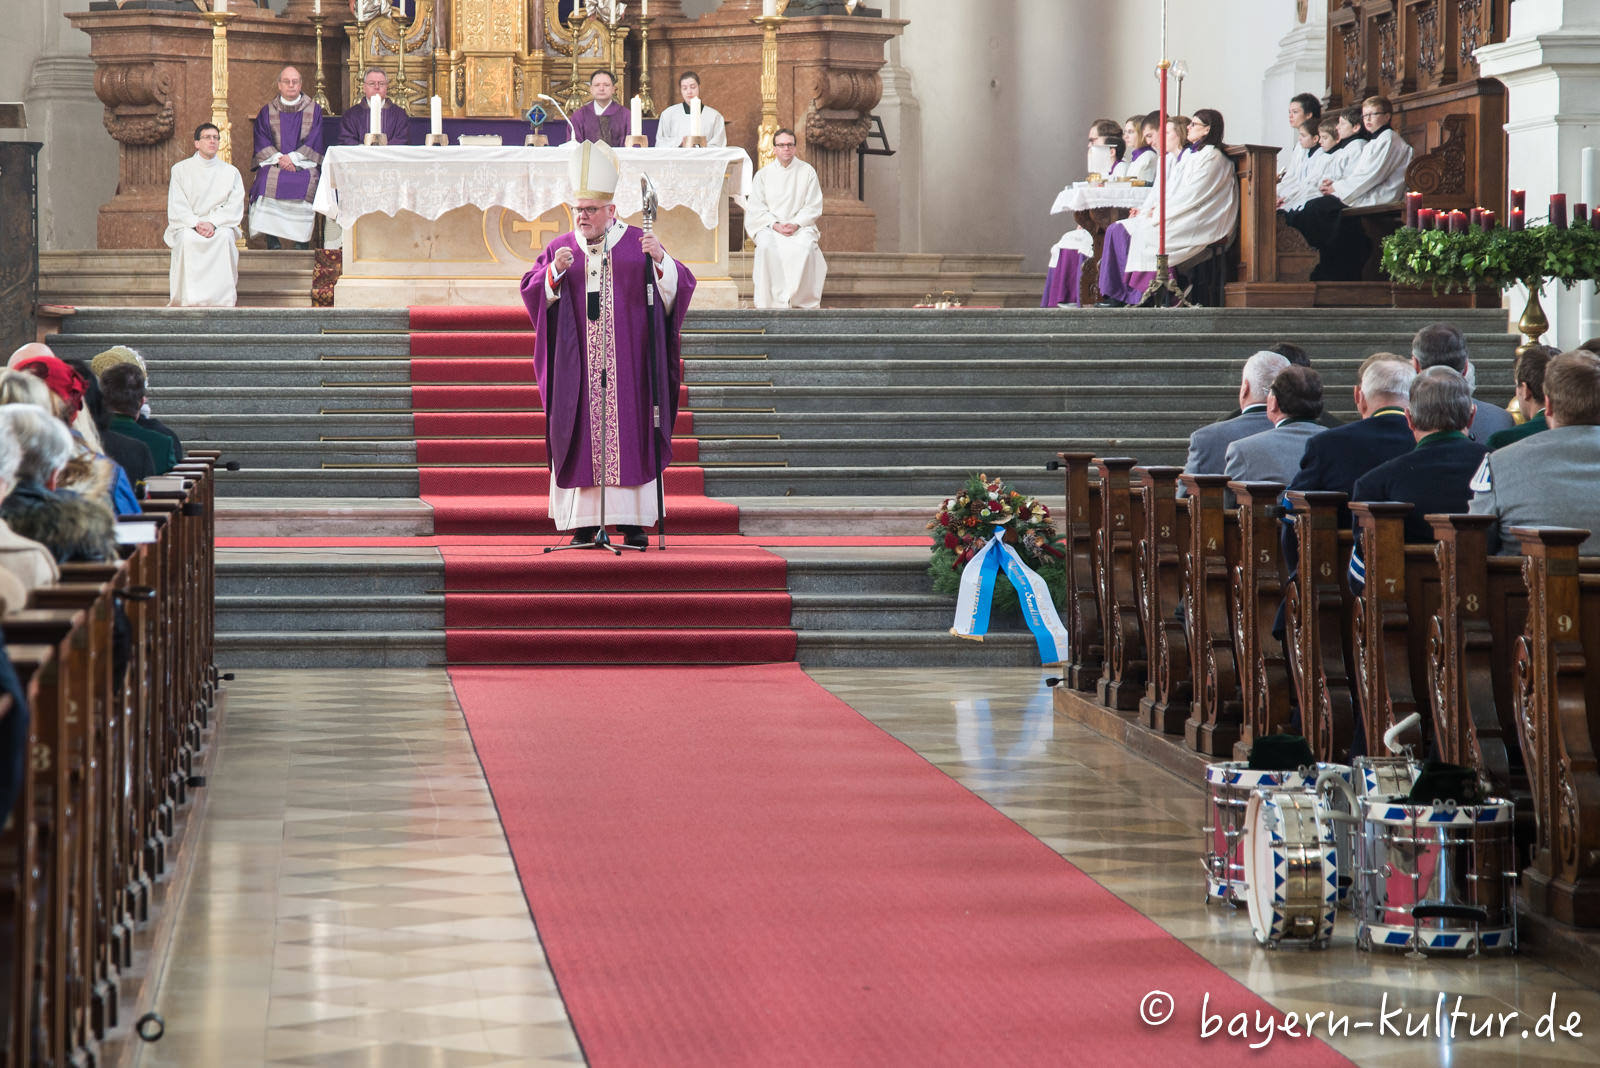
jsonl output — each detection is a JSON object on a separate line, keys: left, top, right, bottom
{"left": 1139, "top": 0, "right": 1190, "bottom": 308}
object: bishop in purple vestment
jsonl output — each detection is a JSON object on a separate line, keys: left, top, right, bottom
{"left": 567, "top": 69, "right": 628, "bottom": 148}
{"left": 519, "top": 141, "right": 695, "bottom": 548}
{"left": 249, "top": 67, "right": 324, "bottom": 248}
{"left": 335, "top": 68, "right": 414, "bottom": 146}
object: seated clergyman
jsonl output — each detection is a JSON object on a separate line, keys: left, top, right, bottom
{"left": 744, "top": 130, "right": 828, "bottom": 310}
{"left": 165, "top": 123, "right": 246, "bottom": 308}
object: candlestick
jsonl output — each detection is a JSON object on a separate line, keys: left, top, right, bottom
{"left": 561, "top": 3, "right": 588, "bottom": 113}
{"left": 199, "top": 8, "right": 236, "bottom": 164}
{"left": 308, "top": 14, "right": 336, "bottom": 115}
{"left": 1404, "top": 191, "right": 1421, "bottom": 228}
{"left": 1550, "top": 192, "right": 1568, "bottom": 229}
{"left": 637, "top": 10, "right": 657, "bottom": 116}
{"left": 752, "top": 10, "right": 786, "bottom": 169}
{"left": 1511, "top": 188, "right": 1526, "bottom": 212}
{"left": 391, "top": 3, "right": 415, "bottom": 114}
{"left": 1510, "top": 207, "right": 1525, "bottom": 231}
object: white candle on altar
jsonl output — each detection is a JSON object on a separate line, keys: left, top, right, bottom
{"left": 313, "top": 0, "right": 321, "bottom": 15}
{"left": 574, "top": 0, "right": 586, "bottom": 18}
{"left": 368, "top": 94, "right": 382, "bottom": 138}
{"left": 214, "top": 0, "right": 227, "bottom": 12}
{"left": 690, "top": 96, "right": 702, "bottom": 137}
{"left": 642, "top": 0, "right": 648, "bottom": 15}
{"left": 762, "top": 0, "right": 777, "bottom": 16}
{"left": 630, "top": 95, "right": 643, "bottom": 137}
{"left": 430, "top": 95, "right": 442, "bottom": 136}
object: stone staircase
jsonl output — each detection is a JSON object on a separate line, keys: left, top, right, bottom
{"left": 48, "top": 305, "right": 1517, "bottom": 668}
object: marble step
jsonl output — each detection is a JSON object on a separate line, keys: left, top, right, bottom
{"left": 39, "top": 251, "right": 318, "bottom": 309}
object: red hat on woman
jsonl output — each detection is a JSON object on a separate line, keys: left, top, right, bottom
{"left": 13, "top": 355, "right": 87, "bottom": 421}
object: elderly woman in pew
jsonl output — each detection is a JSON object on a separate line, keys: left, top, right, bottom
{"left": 1346, "top": 367, "right": 1487, "bottom": 593}
{"left": 1468, "top": 351, "right": 1600, "bottom": 554}
{"left": 0, "top": 404, "right": 118, "bottom": 564}
{"left": 4, "top": 359, "right": 140, "bottom": 515}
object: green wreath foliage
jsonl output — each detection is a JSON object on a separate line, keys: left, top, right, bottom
{"left": 1381, "top": 217, "right": 1600, "bottom": 294}
{"left": 927, "top": 473, "right": 1066, "bottom": 617}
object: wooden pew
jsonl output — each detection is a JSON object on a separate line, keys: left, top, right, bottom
{"left": 1513, "top": 526, "right": 1600, "bottom": 927}
{"left": 1179, "top": 474, "right": 1243, "bottom": 757}
{"left": 1057, "top": 452, "right": 1103, "bottom": 692}
{"left": 1134, "top": 466, "right": 1190, "bottom": 733}
{"left": 1282, "top": 491, "right": 1359, "bottom": 762}
{"left": 1347, "top": 502, "right": 1439, "bottom": 758}
{"left": 1094, "top": 458, "right": 1146, "bottom": 710}
{"left": 1229, "top": 481, "right": 1292, "bottom": 760}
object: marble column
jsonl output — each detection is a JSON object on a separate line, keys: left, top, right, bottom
{"left": 1260, "top": 2, "right": 1326, "bottom": 153}
{"left": 1477, "top": 1, "right": 1600, "bottom": 349}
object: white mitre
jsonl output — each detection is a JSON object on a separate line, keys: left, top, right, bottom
{"left": 568, "top": 140, "right": 620, "bottom": 202}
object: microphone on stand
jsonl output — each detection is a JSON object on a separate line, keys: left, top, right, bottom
{"left": 537, "top": 94, "right": 578, "bottom": 145}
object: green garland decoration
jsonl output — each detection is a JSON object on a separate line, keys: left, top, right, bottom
{"left": 927, "top": 473, "right": 1066, "bottom": 617}
{"left": 1381, "top": 217, "right": 1600, "bottom": 294}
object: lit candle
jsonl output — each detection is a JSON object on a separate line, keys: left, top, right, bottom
{"left": 313, "top": 0, "right": 321, "bottom": 15}
{"left": 1510, "top": 207, "right": 1525, "bottom": 231}
{"left": 1577, "top": 202, "right": 1589, "bottom": 224}
{"left": 1417, "top": 208, "right": 1435, "bottom": 230}
{"left": 642, "top": 0, "right": 648, "bottom": 15}
{"left": 1483, "top": 210, "right": 1496, "bottom": 229}
{"left": 1469, "top": 207, "right": 1483, "bottom": 229}
{"left": 1550, "top": 192, "right": 1568, "bottom": 229}
{"left": 1449, "top": 209, "right": 1468, "bottom": 234}
{"left": 1510, "top": 188, "right": 1526, "bottom": 212}
{"left": 430, "top": 95, "right": 442, "bottom": 136}
{"left": 631, "top": 95, "right": 643, "bottom": 137}
{"left": 690, "top": 96, "right": 702, "bottom": 138}
{"left": 574, "top": 0, "right": 586, "bottom": 17}
{"left": 1404, "top": 191, "right": 1421, "bottom": 228}
{"left": 1593, "top": 207, "right": 1600, "bottom": 227}
{"left": 368, "top": 93, "right": 382, "bottom": 138}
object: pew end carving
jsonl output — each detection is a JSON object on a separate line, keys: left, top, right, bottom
{"left": 1135, "top": 466, "right": 1191, "bottom": 734}
{"left": 1229, "top": 481, "right": 1292, "bottom": 762}
{"left": 1179, "top": 474, "right": 1243, "bottom": 757}
{"left": 1093, "top": 458, "right": 1147, "bottom": 712}
{"left": 1058, "top": 452, "right": 1104, "bottom": 691}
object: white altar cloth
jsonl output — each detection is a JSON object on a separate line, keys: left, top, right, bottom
{"left": 313, "top": 145, "right": 754, "bottom": 231}
{"left": 1050, "top": 182, "right": 1153, "bottom": 215}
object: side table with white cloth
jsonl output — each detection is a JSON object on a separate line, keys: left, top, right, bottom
{"left": 313, "top": 145, "right": 753, "bottom": 307}
{"left": 1047, "top": 182, "right": 1151, "bottom": 308}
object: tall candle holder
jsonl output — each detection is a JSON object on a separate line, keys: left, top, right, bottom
{"left": 562, "top": 7, "right": 591, "bottom": 113}
{"left": 308, "top": 14, "right": 337, "bottom": 115}
{"left": 199, "top": 8, "right": 238, "bottom": 165}
{"left": 751, "top": 12, "right": 785, "bottom": 169}
{"left": 391, "top": 6, "right": 417, "bottom": 113}
{"left": 637, "top": 12, "right": 656, "bottom": 117}
{"left": 607, "top": 18, "right": 628, "bottom": 101}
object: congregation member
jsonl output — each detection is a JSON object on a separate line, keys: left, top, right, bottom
{"left": 1487, "top": 343, "right": 1558, "bottom": 450}
{"left": 165, "top": 123, "right": 245, "bottom": 308}
{"left": 569, "top": 70, "right": 628, "bottom": 148}
{"left": 654, "top": 71, "right": 727, "bottom": 148}
{"left": 1111, "top": 113, "right": 1158, "bottom": 184}
{"left": 1347, "top": 367, "right": 1487, "bottom": 591}
{"left": 1410, "top": 322, "right": 1514, "bottom": 442}
{"left": 1096, "top": 109, "right": 1238, "bottom": 307}
{"left": 1222, "top": 365, "right": 1327, "bottom": 505}
{"left": 249, "top": 66, "right": 324, "bottom": 251}
{"left": 1469, "top": 351, "right": 1600, "bottom": 554}
{"left": 1178, "top": 349, "right": 1289, "bottom": 490}
{"left": 0, "top": 399, "right": 59, "bottom": 596}
{"left": 92, "top": 346, "right": 184, "bottom": 458}
{"left": 102, "top": 364, "right": 177, "bottom": 475}
{"left": 81, "top": 365, "right": 155, "bottom": 494}
{"left": 11, "top": 355, "right": 138, "bottom": 515}
{"left": 1287, "top": 352, "right": 1416, "bottom": 507}
{"left": 744, "top": 129, "right": 827, "bottom": 310}
{"left": 336, "top": 68, "right": 411, "bottom": 146}
{"left": 0, "top": 404, "right": 118, "bottom": 564}
{"left": 520, "top": 141, "right": 696, "bottom": 549}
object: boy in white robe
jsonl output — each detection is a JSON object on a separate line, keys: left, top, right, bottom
{"left": 654, "top": 71, "right": 727, "bottom": 148}
{"left": 744, "top": 129, "right": 827, "bottom": 310}
{"left": 165, "top": 123, "right": 246, "bottom": 308}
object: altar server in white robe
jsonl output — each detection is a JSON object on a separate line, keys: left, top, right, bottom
{"left": 654, "top": 71, "right": 727, "bottom": 148}
{"left": 744, "top": 128, "right": 827, "bottom": 310}
{"left": 1125, "top": 109, "right": 1238, "bottom": 275}
{"left": 1276, "top": 117, "right": 1321, "bottom": 209}
{"left": 164, "top": 122, "right": 246, "bottom": 308}
{"left": 1319, "top": 95, "right": 1412, "bottom": 208}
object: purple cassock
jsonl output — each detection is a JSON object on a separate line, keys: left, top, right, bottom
{"left": 569, "top": 102, "right": 628, "bottom": 148}
{"left": 1097, "top": 222, "right": 1155, "bottom": 305}
{"left": 249, "top": 99, "right": 323, "bottom": 204}
{"left": 520, "top": 226, "right": 697, "bottom": 490}
{"left": 1040, "top": 249, "right": 1085, "bottom": 307}
{"left": 335, "top": 99, "right": 413, "bottom": 146}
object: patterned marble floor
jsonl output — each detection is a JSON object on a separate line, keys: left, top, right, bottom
{"left": 134, "top": 667, "right": 1600, "bottom": 1067}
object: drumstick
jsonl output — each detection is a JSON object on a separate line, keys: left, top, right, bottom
{"left": 1383, "top": 712, "right": 1423, "bottom": 755}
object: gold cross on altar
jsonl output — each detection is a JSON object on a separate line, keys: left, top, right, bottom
{"left": 512, "top": 215, "right": 564, "bottom": 251}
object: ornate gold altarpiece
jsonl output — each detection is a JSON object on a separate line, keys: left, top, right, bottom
{"left": 348, "top": 1, "right": 626, "bottom": 118}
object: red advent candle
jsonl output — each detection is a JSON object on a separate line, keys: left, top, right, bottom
{"left": 1469, "top": 208, "right": 1484, "bottom": 228}
{"left": 1551, "top": 193, "right": 1568, "bottom": 229}
{"left": 1510, "top": 207, "right": 1525, "bottom": 231}
{"left": 1404, "top": 191, "right": 1422, "bottom": 228}
{"left": 1511, "top": 188, "right": 1526, "bottom": 212}
{"left": 1483, "top": 210, "right": 1496, "bottom": 230}
{"left": 1577, "top": 202, "right": 1589, "bottom": 224}
{"left": 1450, "top": 210, "right": 1469, "bottom": 234}
{"left": 1417, "top": 208, "right": 1436, "bottom": 230}
{"left": 1593, "top": 207, "right": 1600, "bottom": 227}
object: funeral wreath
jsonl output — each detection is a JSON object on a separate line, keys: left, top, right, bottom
{"left": 927, "top": 473, "right": 1065, "bottom": 616}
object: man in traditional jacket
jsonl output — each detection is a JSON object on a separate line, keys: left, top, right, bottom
{"left": 165, "top": 123, "right": 245, "bottom": 307}
{"left": 520, "top": 141, "right": 696, "bottom": 549}
{"left": 568, "top": 69, "right": 628, "bottom": 148}
{"left": 744, "top": 129, "right": 827, "bottom": 309}
{"left": 249, "top": 66, "right": 323, "bottom": 250}
{"left": 335, "top": 68, "right": 412, "bottom": 146}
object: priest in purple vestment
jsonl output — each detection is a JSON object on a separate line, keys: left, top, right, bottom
{"left": 520, "top": 141, "right": 696, "bottom": 550}
{"left": 334, "top": 68, "right": 413, "bottom": 146}
{"left": 567, "top": 69, "right": 628, "bottom": 148}
{"left": 249, "top": 67, "right": 324, "bottom": 250}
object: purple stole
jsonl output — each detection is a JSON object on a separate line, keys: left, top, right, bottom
{"left": 251, "top": 100, "right": 324, "bottom": 204}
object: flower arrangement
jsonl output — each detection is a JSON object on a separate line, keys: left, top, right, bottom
{"left": 927, "top": 473, "right": 1065, "bottom": 616}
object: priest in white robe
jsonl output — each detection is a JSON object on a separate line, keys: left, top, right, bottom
{"left": 744, "top": 129, "right": 827, "bottom": 310}
{"left": 654, "top": 71, "right": 727, "bottom": 148}
{"left": 165, "top": 122, "right": 246, "bottom": 308}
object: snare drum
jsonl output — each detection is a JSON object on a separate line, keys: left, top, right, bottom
{"left": 1355, "top": 797, "right": 1517, "bottom": 954}
{"left": 1203, "top": 763, "right": 1309, "bottom": 903}
{"left": 1353, "top": 756, "right": 1422, "bottom": 799}
{"left": 1242, "top": 789, "right": 1338, "bottom": 948}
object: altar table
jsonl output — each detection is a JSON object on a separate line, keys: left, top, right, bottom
{"left": 313, "top": 145, "right": 753, "bottom": 308}
{"left": 1049, "top": 182, "right": 1151, "bottom": 307}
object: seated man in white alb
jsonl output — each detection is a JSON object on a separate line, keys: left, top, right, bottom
{"left": 744, "top": 129, "right": 827, "bottom": 310}
{"left": 165, "top": 122, "right": 246, "bottom": 308}
{"left": 654, "top": 71, "right": 727, "bottom": 148}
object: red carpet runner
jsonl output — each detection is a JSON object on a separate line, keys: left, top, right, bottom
{"left": 454, "top": 663, "right": 1353, "bottom": 1067}
{"left": 408, "top": 305, "right": 739, "bottom": 536}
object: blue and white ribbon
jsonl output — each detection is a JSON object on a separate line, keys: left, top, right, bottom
{"left": 950, "top": 527, "right": 1072, "bottom": 664}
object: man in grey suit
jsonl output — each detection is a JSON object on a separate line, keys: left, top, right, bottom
{"left": 1469, "top": 351, "right": 1600, "bottom": 554}
{"left": 1178, "top": 350, "right": 1290, "bottom": 495}
{"left": 1223, "top": 365, "right": 1327, "bottom": 506}
{"left": 1412, "top": 322, "right": 1514, "bottom": 443}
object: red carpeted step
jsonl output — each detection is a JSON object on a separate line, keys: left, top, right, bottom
{"left": 410, "top": 357, "right": 537, "bottom": 383}
{"left": 446, "top": 590, "right": 792, "bottom": 629}
{"left": 412, "top": 330, "right": 539, "bottom": 357}
{"left": 410, "top": 383, "right": 691, "bottom": 411}
{"left": 441, "top": 547, "right": 784, "bottom": 590}
{"left": 446, "top": 627, "right": 798, "bottom": 664}
{"left": 410, "top": 305, "right": 532, "bottom": 332}
{"left": 413, "top": 410, "right": 695, "bottom": 436}
{"left": 416, "top": 437, "right": 700, "bottom": 464}
{"left": 428, "top": 496, "right": 740, "bottom": 535}
{"left": 420, "top": 464, "right": 711, "bottom": 497}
